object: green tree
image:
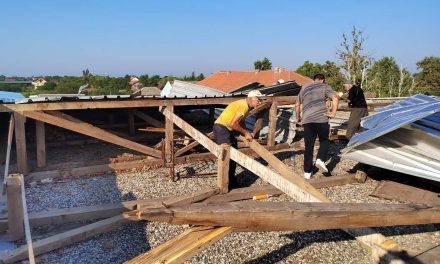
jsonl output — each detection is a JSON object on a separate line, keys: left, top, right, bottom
{"left": 296, "top": 61, "right": 323, "bottom": 79}
{"left": 337, "top": 26, "right": 372, "bottom": 86}
{"left": 296, "top": 60, "right": 344, "bottom": 90}
{"left": 40, "top": 81, "right": 57, "bottom": 90}
{"left": 254, "top": 57, "right": 272, "bottom": 70}
{"left": 415, "top": 56, "right": 440, "bottom": 96}
{"left": 0, "top": 75, "right": 5, "bottom": 81}
{"left": 368, "top": 57, "right": 400, "bottom": 97}
{"left": 82, "top": 69, "right": 92, "bottom": 84}
{"left": 196, "top": 73, "right": 205, "bottom": 81}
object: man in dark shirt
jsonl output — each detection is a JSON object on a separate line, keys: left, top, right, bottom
{"left": 340, "top": 80, "right": 368, "bottom": 139}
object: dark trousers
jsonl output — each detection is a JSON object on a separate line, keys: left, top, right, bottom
{"left": 213, "top": 124, "right": 239, "bottom": 188}
{"left": 347, "top": 108, "right": 368, "bottom": 139}
{"left": 303, "top": 122, "right": 330, "bottom": 173}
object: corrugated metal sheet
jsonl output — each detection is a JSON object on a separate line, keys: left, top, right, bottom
{"left": 342, "top": 94, "right": 440, "bottom": 182}
{"left": 0, "top": 91, "right": 25, "bottom": 103}
{"left": 161, "top": 80, "right": 225, "bottom": 97}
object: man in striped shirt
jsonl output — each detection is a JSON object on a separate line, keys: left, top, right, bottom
{"left": 295, "top": 74, "right": 339, "bottom": 179}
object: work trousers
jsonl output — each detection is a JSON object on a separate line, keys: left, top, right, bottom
{"left": 347, "top": 108, "right": 368, "bottom": 140}
{"left": 303, "top": 122, "right": 330, "bottom": 173}
{"left": 213, "top": 124, "right": 239, "bottom": 189}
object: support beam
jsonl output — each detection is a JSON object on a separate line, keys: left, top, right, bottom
{"left": 3, "top": 115, "right": 14, "bottom": 190}
{"left": 125, "top": 226, "right": 232, "bottom": 264}
{"left": 14, "top": 113, "right": 28, "bottom": 174}
{"left": 217, "top": 144, "right": 230, "bottom": 194}
{"left": 129, "top": 201, "right": 440, "bottom": 231}
{"left": 174, "top": 132, "right": 213, "bottom": 157}
{"left": 252, "top": 111, "right": 265, "bottom": 138}
{"left": 0, "top": 215, "right": 129, "bottom": 264}
{"left": 19, "top": 174, "right": 35, "bottom": 264}
{"left": 22, "top": 111, "right": 162, "bottom": 158}
{"left": 164, "top": 105, "right": 174, "bottom": 165}
{"left": 7, "top": 174, "right": 24, "bottom": 241}
{"left": 267, "top": 101, "right": 278, "bottom": 147}
{"left": 35, "top": 121, "right": 46, "bottom": 168}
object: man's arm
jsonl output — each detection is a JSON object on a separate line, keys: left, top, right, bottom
{"left": 230, "top": 113, "right": 253, "bottom": 141}
{"left": 326, "top": 93, "right": 339, "bottom": 118}
{"left": 295, "top": 100, "right": 302, "bottom": 124}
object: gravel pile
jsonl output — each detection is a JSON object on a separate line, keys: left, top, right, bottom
{"left": 16, "top": 140, "right": 440, "bottom": 264}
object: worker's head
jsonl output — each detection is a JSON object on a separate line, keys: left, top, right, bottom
{"left": 313, "top": 74, "right": 325, "bottom": 83}
{"left": 343, "top": 80, "right": 354, "bottom": 91}
{"left": 247, "top": 90, "right": 264, "bottom": 108}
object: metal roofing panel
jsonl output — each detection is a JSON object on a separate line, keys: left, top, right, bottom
{"left": 166, "top": 80, "right": 225, "bottom": 98}
{"left": 344, "top": 94, "right": 440, "bottom": 152}
{"left": 0, "top": 91, "right": 25, "bottom": 103}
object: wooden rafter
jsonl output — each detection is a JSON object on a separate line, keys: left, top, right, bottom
{"left": 22, "top": 110, "right": 162, "bottom": 158}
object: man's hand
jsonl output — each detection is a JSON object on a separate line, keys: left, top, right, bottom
{"left": 244, "top": 132, "right": 253, "bottom": 142}
{"left": 296, "top": 116, "right": 302, "bottom": 125}
{"left": 326, "top": 112, "right": 336, "bottom": 118}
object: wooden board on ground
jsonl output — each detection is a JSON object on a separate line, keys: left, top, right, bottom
{"left": 124, "top": 226, "right": 232, "bottom": 264}
{"left": 371, "top": 180, "right": 440, "bottom": 206}
{"left": 128, "top": 201, "right": 440, "bottom": 231}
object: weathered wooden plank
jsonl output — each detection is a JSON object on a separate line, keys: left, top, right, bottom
{"left": 14, "top": 113, "right": 28, "bottom": 174}
{"left": 174, "top": 132, "right": 213, "bottom": 157}
{"left": 124, "top": 226, "right": 232, "bottom": 264}
{"left": 217, "top": 144, "right": 230, "bottom": 194}
{"left": 19, "top": 174, "right": 35, "bottom": 264}
{"left": 0, "top": 215, "right": 129, "bottom": 264}
{"left": 267, "top": 101, "right": 278, "bottom": 147}
{"left": 7, "top": 174, "right": 24, "bottom": 241}
{"left": 3, "top": 115, "right": 14, "bottom": 189}
{"left": 35, "top": 121, "right": 46, "bottom": 168}
{"left": 22, "top": 111, "right": 162, "bottom": 158}
{"left": 130, "top": 202, "right": 440, "bottom": 231}
{"left": 371, "top": 180, "right": 440, "bottom": 206}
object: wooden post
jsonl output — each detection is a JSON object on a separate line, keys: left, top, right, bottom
{"left": 252, "top": 111, "right": 265, "bottom": 139}
{"left": 164, "top": 105, "right": 175, "bottom": 180}
{"left": 3, "top": 115, "right": 14, "bottom": 190}
{"left": 35, "top": 121, "right": 46, "bottom": 168}
{"left": 208, "top": 106, "right": 215, "bottom": 130}
{"left": 19, "top": 174, "right": 36, "bottom": 264}
{"left": 14, "top": 113, "right": 28, "bottom": 174}
{"left": 127, "top": 109, "right": 135, "bottom": 136}
{"left": 267, "top": 101, "right": 278, "bottom": 147}
{"left": 7, "top": 174, "right": 24, "bottom": 241}
{"left": 217, "top": 144, "right": 230, "bottom": 194}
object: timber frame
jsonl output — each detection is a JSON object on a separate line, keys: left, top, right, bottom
{"left": 1, "top": 95, "right": 439, "bottom": 264}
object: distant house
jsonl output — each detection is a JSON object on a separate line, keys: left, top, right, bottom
{"left": 161, "top": 80, "right": 225, "bottom": 97}
{"left": 32, "top": 78, "right": 47, "bottom": 90}
{"left": 197, "top": 67, "right": 312, "bottom": 93}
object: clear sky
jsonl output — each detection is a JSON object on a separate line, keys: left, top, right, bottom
{"left": 1, "top": 0, "right": 439, "bottom": 77}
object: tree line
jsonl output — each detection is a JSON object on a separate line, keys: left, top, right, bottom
{"left": 255, "top": 26, "right": 440, "bottom": 97}
{"left": 0, "top": 71, "right": 205, "bottom": 97}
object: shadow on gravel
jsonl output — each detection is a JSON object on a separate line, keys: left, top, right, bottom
{"left": 246, "top": 229, "right": 354, "bottom": 264}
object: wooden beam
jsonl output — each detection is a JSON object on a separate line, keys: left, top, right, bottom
{"left": 217, "top": 144, "right": 230, "bottom": 194}
{"left": 19, "top": 174, "right": 35, "bottom": 264}
{"left": 252, "top": 111, "right": 265, "bottom": 138}
{"left": 14, "top": 112, "right": 28, "bottom": 174}
{"left": 35, "top": 121, "right": 46, "bottom": 168}
{"left": 7, "top": 174, "right": 24, "bottom": 241}
{"left": 174, "top": 132, "right": 213, "bottom": 157}
{"left": 125, "top": 226, "right": 232, "bottom": 264}
{"left": 240, "top": 137, "right": 404, "bottom": 260}
{"left": 3, "top": 115, "right": 14, "bottom": 190}
{"left": 0, "top": 214, "right": 129, "bottom": 264}
{"left": 129, "top": 201, "right": 440, "bottom": 231}
{"left": 133, "top": 109, "right": 164, "bottom": 128}
{"left": 22, "top": 111, "right": 162, "bottom": 158}
{"left": 164, "top": 105, "right": 174, "bottom": 165}
{"left": 267, "top": 101, "right": 277, "bottom": 147}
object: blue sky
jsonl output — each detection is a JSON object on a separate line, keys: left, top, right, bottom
{"left": 1, "top": 0, "right": 439, "bottom": 77}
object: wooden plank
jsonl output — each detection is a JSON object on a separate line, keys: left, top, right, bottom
{"left": 125, "top": 226, "right": 232, "bottom": 264}
{"left": 267, "top": 101, "right": 277, "bottom": 147}
{"left": 174, "top": 132, "right": 214, "bottom": 157}
{"left": 22, "top": 111, "right": 162, "bottom": 158}
{"left": 14, "top": 112, "right": 28, "bottom": 174}
{"left": 0, "top": 215, "right": 129, "bottom": 264}
{"left": 164, "top": 105, "right": 174, "bottom": 165}
{"left": 371, "top": 180, "right": 440, "bottom": 206}
{"left": 252, "top": 111, "right": 265, "bottom": 138}
{"left": 19, "top": 174, "right": 35, "bottom": 264}
{"left": 7, "top": 174, "right": 24, "bottom": 241}
{"left": 35, "top": 121, "right": 46, "bottom": 168}
{"left": 3, "top": 115, "right": 14, "bottom": 190}
{"left": 130, "top": 201, "right": 440, "bottom": 231}
{"left": 217, "top": 144, "right": 230, "bottom": 194}
{"left": 133, "top": 109, "right": 164, "bottom": 128}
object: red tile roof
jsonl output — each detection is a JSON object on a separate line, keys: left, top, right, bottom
{"left": 197, "top": 68, "right": 312, "bottom": 93}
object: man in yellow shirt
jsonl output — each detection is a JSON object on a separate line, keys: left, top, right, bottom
{"left": 213, "top": 90, "right": 264, "bottom": 189}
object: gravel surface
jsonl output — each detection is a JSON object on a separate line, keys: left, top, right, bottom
{"left": 10, "top": 139, "right": 440, "bottom": 264}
